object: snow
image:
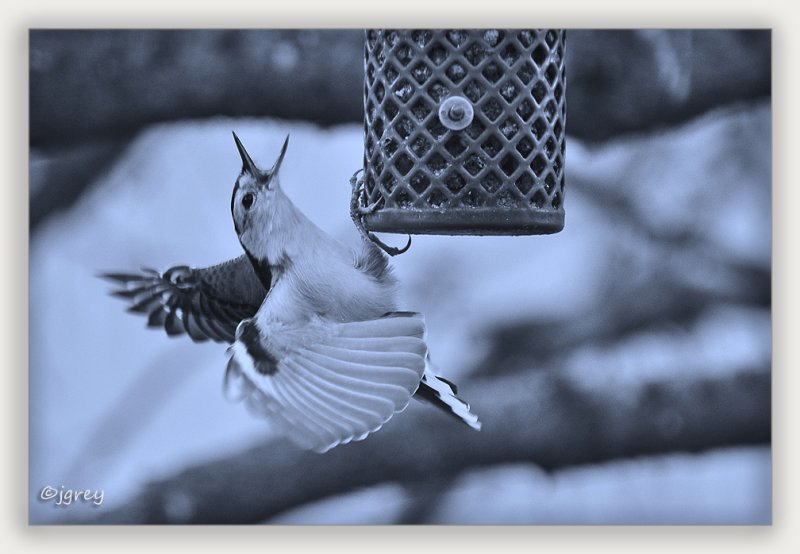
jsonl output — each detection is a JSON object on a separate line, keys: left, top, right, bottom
{"left": 566, "top": 103, "right": 771, "bottom": 268}
{"left": 429, "top": 447, "right": 770, "bottom": 524}
{"left": 269, "top": 483, "right": 410, "bottom": 525}
{"left": 565, "top": 304, "right": 771, "bottom": 391}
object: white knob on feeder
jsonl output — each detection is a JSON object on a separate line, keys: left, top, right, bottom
{"left": 438, "top": 95, "right": 474, "bottom": 131}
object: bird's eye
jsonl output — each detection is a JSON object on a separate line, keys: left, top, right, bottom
{"left": 242, "top": 192, "right": 255, "bottom": 210}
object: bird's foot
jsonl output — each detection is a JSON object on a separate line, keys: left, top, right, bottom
{"left": 358, "top": 199, "right": 381, "bottom": 215}
{"left": 370, "top": 234, "right": 412, "bottom": 256}
{"left": 349, "top": 169, "right": 368, "bottom": 221}
{"left": 349, "top": 168, "right": 411, "bottom": 257}
{"left": 350, "top": 169, "right": 378, "bottom": 214}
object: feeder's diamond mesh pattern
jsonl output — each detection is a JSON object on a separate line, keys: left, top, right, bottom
{"left": 360, "top": 29, "right": 566, "bottom": 235}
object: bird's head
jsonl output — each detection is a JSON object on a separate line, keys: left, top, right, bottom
{"left": 230, "top": 132, "right": 290, "bottom": 244}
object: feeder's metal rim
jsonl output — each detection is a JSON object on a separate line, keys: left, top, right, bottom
{"left": 362, "top": 208, "right": 564, "bottom": 236}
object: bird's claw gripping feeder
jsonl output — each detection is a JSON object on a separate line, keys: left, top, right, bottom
{"left": 352, "top": 29, "right": 567, "bottom": 249}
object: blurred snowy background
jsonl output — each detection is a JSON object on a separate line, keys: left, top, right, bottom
{"left": 28, "top": 29, "right": 771, "bottom": 524}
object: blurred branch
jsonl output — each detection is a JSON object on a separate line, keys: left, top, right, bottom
{"left": 565, "top": 30, "right": 770, "bottom": 141}
{"left": 30, "top": 30, "right": 364, "bottom": 148}
{"left": 30, "top": 30, "right": 770, "bottom": 149}
{"left": 83, "top": 367, "right": 769, "bottom": 524}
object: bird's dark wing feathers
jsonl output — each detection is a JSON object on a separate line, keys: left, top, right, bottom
{"left": 102, "top": 255, "right": 267, "bottom": 344}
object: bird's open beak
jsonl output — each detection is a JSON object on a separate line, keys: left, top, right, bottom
{"left": 233, "top": 131, "right": 259, "bottom": 176}
{"left": 271, "top": 134, "right": 290, "bottom": 176}
{"left": 232, "top": 132, "right": 290, "bottom": 189}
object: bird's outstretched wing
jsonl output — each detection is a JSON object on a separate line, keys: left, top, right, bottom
{"left": 224, "top": 312, "right": 428, "bottom": 452}
{"left": 101, "top": 255, "right": 267, "bottom": 344}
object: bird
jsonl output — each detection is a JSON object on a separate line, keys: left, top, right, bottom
{"left": 102, "top": 132, "right": 481, "bottom": 452}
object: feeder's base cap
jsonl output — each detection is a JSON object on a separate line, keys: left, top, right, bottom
{"left": 362, "top": 208, "right": 565, "bottom": 236}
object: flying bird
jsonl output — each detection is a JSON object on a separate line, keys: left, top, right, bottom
{"left": 103, "top": 133, "right": 480, "bottom": 452}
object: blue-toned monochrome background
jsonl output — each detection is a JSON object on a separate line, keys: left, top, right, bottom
{"left": 29, "top": 30, "right": 770, "bottom": 524}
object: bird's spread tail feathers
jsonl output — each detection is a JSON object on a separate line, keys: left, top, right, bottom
{"left": 416, "top": 363, "right": 482, "bottom": 431}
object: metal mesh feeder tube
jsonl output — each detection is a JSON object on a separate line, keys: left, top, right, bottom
{"left": 359, "top": 29, "right": 567, "bottom": 236}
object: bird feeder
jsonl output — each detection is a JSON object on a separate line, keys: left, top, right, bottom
{"left": 358, "top": 29, "right": 566, "bottom": 235}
